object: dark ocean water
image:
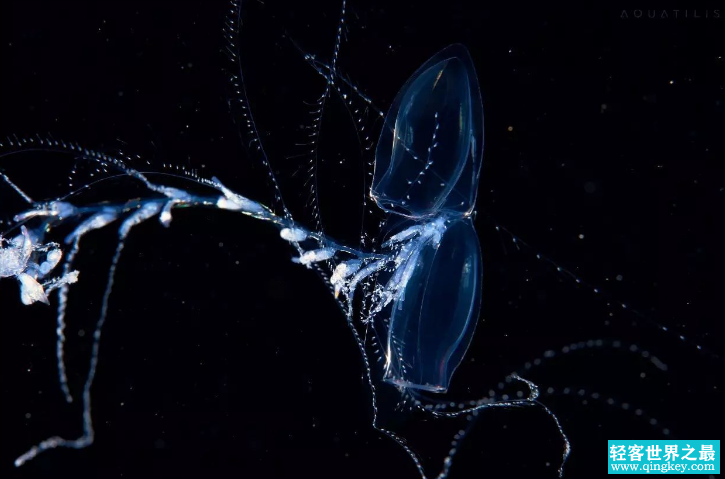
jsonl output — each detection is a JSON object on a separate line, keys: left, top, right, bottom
{"left": 1, "top": 2, "right": 723, "bottom": 478}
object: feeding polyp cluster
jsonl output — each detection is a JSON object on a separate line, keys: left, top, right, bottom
{"left": 280, "top": 217, "right": 448, "bottom": 320}
{"left": 0, "top": 225, "right": 78, "bottom": 305}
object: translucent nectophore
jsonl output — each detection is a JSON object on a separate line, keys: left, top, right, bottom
{"left": 1, "top": 1, "right": 722, "bottom": 478}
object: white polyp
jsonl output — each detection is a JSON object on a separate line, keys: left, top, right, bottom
{"left": 65, "top": 211, "right": 118, "bottom": 244}
{"left": 280, "top": 227, "right": 308, "bottom": 243}
{"left": 331, "top": 260, "right": 362, "bottom": 284}
{"left": 382, "top": 225, "right": 423, "bottom": 248}
{"left": 217, "top": 196, "right": 241, "bottom": 211}
{"left": 213, "top": 176, "right": 269, "bottom": 216}
{"left": 387, "top": 249, "right": 421, "bottom": 311}
{"left": 216, "top": 195, "right": 268, "bottom": 216}
{"left": 424, "top": 217, "right": 447, "bottom": 246}
{"left": 50, "top": 201, "right": 78, "bottom": 219}
{"left": 297, "top": 248, "right": 336, "bottom": 265}
{"left": 120, "top": 203, "right": 163, "bottom": 238}
{"left": 18, "top": 272, "right": 49, "bottom": 305}
{"left": 39, "top": 261, "right": 52, "bottom": 275}
{"left": 13, "top": 201, "right": 78, "bottom": 222}
{"left": 159, "top": 201, "right": 176, "bottom": 227}
{"left": 46, "top": 249, "right": 62, "bottom": 268}
{"left": 396, "top": 249, "right": 421, "bottom": 296}
{"left": 19, "top": 227, "right": 33, "bottom": 262}
{"left": 346, "top": 259, "right": 388, "bottom": 299}
{"left": 331, "top": 260, "right": 363, "bottom": 296}
{"left": 13, "top": 210, "right": 46, "bottom": 222}
{"left": 158, "top": 186, "right": 193, "bottom": 201}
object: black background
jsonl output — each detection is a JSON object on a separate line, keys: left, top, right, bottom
{"left": 1, "top": 1, "right": 724, "bottom": 478}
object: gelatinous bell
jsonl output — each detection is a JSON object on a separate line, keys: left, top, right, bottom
{"left": 384, "top": 218, "right": 482, "bottom": 393}
{"left": 372, "top": 44, "right": 483, "bottom": 219}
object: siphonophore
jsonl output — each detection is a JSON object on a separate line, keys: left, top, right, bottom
{"left": 1, "top": 1, "right": 723, "bottom": 478}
